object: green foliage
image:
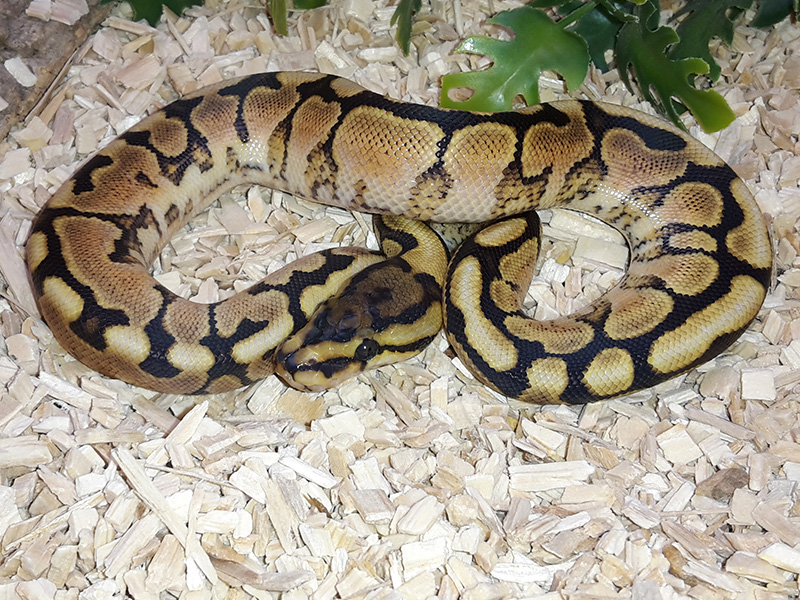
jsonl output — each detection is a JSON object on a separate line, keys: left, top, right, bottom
{"left": 294, "top": 0, "right": 326, "bottom": 8}
{"left": 104, "top": 0, "right": 796, "bottom": 132}
{"left": 564, "top": 2, "right": 625, "bottom": 71}
{"left": 668, "top": 0, "right": 754, "bottom": 81}
{"left": 616, "top": 0, "right": 736, "bottom": 131}
{"left": 269, "top": 0, "right": 288, "bottom": 35}
{"left": 751, "top": 0, "right": 798, "bottom": 26}
{"left": 440, "top": 0, "right": 796, "bottom": 133}
{"left": 101, "top": 0, "right": 202, "bottom": 26}
{"left": 440, "top": 7, "right": 589, "bottom": 111}
{"left": 529, "top": 0, "right": 638, "bottom": 73}
{"left": 392, "top": 0, "right": 422, "bottom": 55}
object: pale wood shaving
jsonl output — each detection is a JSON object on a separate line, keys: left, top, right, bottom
{"left": 26, "top": 0, "right": 90, "bottom": 25}
{"left": 3, "top": 58, "right": 38, "bottom": 88}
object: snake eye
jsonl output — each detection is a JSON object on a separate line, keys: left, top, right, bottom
{"left": 354, "top": 339, "right": 380, "bottom": 362}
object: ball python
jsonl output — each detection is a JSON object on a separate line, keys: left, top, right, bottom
{"left": 26, "top": 71, "right": 772, "bottom": 403}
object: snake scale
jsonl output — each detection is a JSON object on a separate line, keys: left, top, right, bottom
{"left": 26, "top": 71, "right": 772, "bottom": 404}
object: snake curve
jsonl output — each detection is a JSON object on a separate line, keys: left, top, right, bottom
{"left": 26, "top": 71, "right": 773, "bottom": 403}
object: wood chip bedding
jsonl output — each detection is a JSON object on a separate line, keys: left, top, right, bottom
{"left": 0, "top": 0, "right": 799, "bottom": 598}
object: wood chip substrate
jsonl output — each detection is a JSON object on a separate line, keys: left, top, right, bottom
{"left": 1, "top": 0, "right": 800, "bottom": 598}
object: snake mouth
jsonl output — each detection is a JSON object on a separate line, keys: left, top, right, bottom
{"left": 274, "top": 347, "right": 365, "bottom": 392}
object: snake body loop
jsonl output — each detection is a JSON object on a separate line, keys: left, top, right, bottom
{"left": 26, "top": 71, "right": 772, "bottom": 403}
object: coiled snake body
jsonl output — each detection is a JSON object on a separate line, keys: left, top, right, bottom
{"left": 26, "top": 72, "right": 772, "bottom": 403}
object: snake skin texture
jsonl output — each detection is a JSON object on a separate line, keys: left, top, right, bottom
{"left": 26, "top": 72, "right": 772, "bottom": 402}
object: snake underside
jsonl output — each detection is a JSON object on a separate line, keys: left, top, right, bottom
{"left": 26, "top": 71, "right": 772, "bottom": 403}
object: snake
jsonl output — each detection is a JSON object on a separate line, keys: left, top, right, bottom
{"left": 25, "top": 71, "right": 773, "bottom": 404}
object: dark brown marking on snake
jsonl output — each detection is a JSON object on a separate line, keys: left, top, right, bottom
{"left": 135, "top": 171, "right": 159, "bottom": 188}
{"left": 71, "top": 154, "right": 114, "bottom": 195}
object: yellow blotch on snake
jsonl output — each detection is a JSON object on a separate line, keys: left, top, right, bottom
{"left": 232, "top": 317, "right": 294, "bottom": 364}
{"left": 604, "top": 288, "right": 674, "bottom": 340}
{"left": 523, "top": 357, "right": 570, "bottom": 404}
{"left": 654, "top": 182, "right": 724, "bottom": 227}
{"left": 168, "top": 342, "right": 215, "bottom": 374}
{"left": 105, "top": 326, "right": 151, "bottom": 364}
{"left": 43, "top": 278, "right": 83, "bottom": 323}
{"left": 726, "top": 179, "right": 774, "bottom": 270}
{"left": 583, "top": 348, "right": 635, "bottom": 398}
{"left": 649, "top": 275, "right": 766, "bottom": 374}
{"left": 449, "top": 256, "right": 519, "bottom": 372}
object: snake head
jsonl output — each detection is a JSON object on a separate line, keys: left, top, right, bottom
{"left": 274, "top": 257, "right": 442, "bottom": 392}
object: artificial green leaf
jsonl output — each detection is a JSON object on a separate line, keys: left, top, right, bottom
{"left": 751, "top": 0, "right": 796, "bottom": 26}
{"left": 295, "top": 0, "right": 327, "bottom": 8}
{"left": 104, "top": 0, "right": 203, "bottom": 26}
{"left": 615, "top": 0, "right": 735, "bottom": 132}
{"left": 570, "top": 9, "right": 619, "bottom": 71}
{"left": 391, "top": 0, "right": 422, "bottom": 55}
{"left": 441, "top": 6, "right": 589, "bottom": 111}
{"left": 562, "top": 1, "right": 626, "bottom": 71}
{"left": 595, "top": 0, "right": 640, "bottom": 21}
{"left": 125, "top": 0, "right": 164, "bottom": 25}
{"left": 668, "top": 0, "right": 753, "bottom": 81}
{"left": 528, "top": 0, "right": 577, "bottom": 7}
{"left": 269, "top": 0, "right": 288, "bottom": 35}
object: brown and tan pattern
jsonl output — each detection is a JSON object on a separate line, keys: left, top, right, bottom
{"left": 26, "top": 72, "right": 772, "bottom": 403}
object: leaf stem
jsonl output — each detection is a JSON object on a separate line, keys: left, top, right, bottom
{"left": 558, "top": 0, "right": 599, "bottom": 28}
{"left": 596, "top": 0, "right": 639, "bottom": 23}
